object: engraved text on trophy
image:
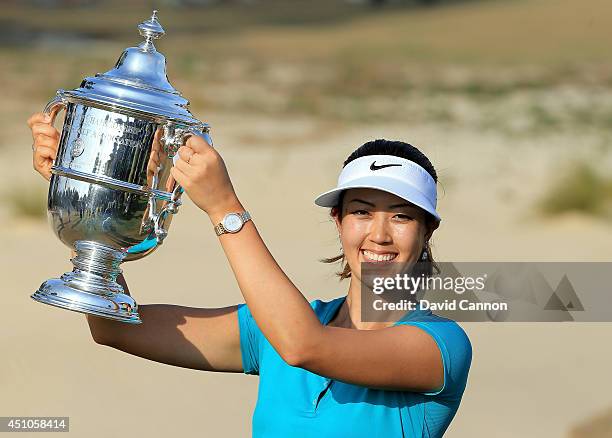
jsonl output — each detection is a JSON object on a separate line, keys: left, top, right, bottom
{"left": 59, "top": 105, "right": 156, "bottom": 187}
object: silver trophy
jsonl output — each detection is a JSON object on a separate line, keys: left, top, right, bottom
{"left": 31, "top": 11, "right": 210, "bottom": 324}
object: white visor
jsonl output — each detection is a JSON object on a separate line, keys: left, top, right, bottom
{"left": 314, "top": 154, "right": 441, "bottom": 222}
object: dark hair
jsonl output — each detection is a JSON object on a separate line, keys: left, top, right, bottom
{"left": 321, "top": 139, "right": 439, "bottom": 280}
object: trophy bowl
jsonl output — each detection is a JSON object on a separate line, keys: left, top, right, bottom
{"left": 31, "top": 11, "right": 211, "bottom": 324}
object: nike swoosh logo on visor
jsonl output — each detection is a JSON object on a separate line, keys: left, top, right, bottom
{"left": 370, "top": 161, "right": 402, "bottom": 171}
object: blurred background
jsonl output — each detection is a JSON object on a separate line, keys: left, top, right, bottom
{"left": 1, "top": 0, "right": 611, "bottom": 436}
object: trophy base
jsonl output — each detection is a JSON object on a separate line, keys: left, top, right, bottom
{"left": 32, "top": 279, "right": 141, "bottom": 324}
{"left": 32, "top": 241, "right": 141, "bottom": 324}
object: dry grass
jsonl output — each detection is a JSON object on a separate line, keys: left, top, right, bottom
{"left": 539, "top": 161, "right": 612, "bottom": 219}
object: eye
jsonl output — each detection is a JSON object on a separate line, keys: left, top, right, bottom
{"left": 394, "top": 213, "right": 414, "bottom": 221}
{"left": 351, "top": 209, "right": 369, "bottom": 216}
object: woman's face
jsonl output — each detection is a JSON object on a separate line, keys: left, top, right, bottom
{"left": 333, "top": 188, "right": 436, "bottom": 282}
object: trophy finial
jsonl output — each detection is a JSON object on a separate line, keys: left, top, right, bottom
{"left": 138, "top": 10, "right": 165, "bottom": 51}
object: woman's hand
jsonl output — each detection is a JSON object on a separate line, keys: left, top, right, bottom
{"left": 171, "top": 134, "right": 241, "bottom": 221}
{"left": 27, "top": 112, "right": 60, "bottom": 181}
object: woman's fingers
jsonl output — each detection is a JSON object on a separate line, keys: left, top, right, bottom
{"left": 32, "top": 132, "right": 59, "bottom": 181}
{"left": 185, "top": 133, "right": 213, "bottom": 154}
{"left": 33, "top": 133, "right": 59, "bottom": 150}
{"left": 174, "top": 154, "right": 196, "bottom": 176}
{"left": 34, "top": 144, "right": 57, "bottom": 161}
{"left": 33, "top": 145, "right": 57, "bottom": 180}
{"left": 28, "top": 112, "right": 60, "bottom": 181}
{"left": 170, "top": 166, "right": 190, "bottom": 189}
{"left": 177, "top": 145, "right": 195, "bottom": 163}
{"left": 27, "top": 112, "right": 50, "bottom": 129}
{"left": 31, "top": 122, "right": 59, "bottom": 141}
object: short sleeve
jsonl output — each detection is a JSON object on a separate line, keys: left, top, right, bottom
{"left": 237, "top": 303, "right": 263, "bottom": 375}
{"left": 396, "top": 317, "right": 472, "bottom": 398}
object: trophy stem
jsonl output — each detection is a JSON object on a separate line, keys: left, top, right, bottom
{"left": 65, "top": 241, "right": 125, "bottom": 295}
{"left": 31, "top": 241, "right": 141, "bottom": 324}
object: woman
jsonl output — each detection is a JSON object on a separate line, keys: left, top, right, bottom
{"left": 28, "top": 112, "right": 472, "bottom": 437}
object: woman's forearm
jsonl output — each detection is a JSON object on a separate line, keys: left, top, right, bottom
{"left": 85, "top": 272, "right": 130, "bottom": 345}
{"left": 166, "top": 134, "right": 324, "bottom": 363}
{"left": 208, "top": 202, "right": 324, "bottom": 364}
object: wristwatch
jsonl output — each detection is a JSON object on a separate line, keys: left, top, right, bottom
{"left": 214, "top": 211, "right": 251, "bottom": 236}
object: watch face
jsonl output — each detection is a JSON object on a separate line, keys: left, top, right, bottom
{"left": 223, "top": 213, "right": 243, "bottom": 233}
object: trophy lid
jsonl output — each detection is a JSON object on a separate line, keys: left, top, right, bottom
{"left": 63, "top": 11, "right": 201, "bottom": 125}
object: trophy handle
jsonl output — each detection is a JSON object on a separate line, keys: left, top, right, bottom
{"left": 43, "top": 90, "right": 68, "bottom": 126}
{"left": 153, "top": 124, "right": 212, "bottom": 244}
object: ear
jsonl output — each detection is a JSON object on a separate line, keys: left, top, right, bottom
{"left": 331, "top": 206, "right": 342, "bottom": 234}
{"left": 424, "top": 218, "right": 439, "bottom": 242}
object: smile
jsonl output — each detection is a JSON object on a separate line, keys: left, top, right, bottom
{"left": 361, "top": 250, "right": 398, "bottom": 263}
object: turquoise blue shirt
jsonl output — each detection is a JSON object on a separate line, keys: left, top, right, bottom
{"left": 237, "top": 296, "right": 472, "bottom": 437}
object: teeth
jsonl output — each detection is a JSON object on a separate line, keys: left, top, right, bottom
{"left": 362, "top": 250, "right": 397, "bottom": 262}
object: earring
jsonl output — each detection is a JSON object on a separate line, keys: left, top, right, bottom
{"left": 421, "top": 248, "right": 428, "bottom": 261}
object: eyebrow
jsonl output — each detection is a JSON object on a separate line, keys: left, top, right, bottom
{"left": 347, "top": 199, "right": 416, "bottom": 210}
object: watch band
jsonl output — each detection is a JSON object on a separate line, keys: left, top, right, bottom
{"left": 214, "top": 211, "right": 251, "bottom": 236}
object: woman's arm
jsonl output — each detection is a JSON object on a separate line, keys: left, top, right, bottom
{"left": 212, "top": 214, "right": 442, "bottom": 391}
{"left": 87, "top": 273, "right": 243, "bottom": 373}
{"left": 29, "top": 112, "right": 244, "bottom": 373}
{"left": 170, "top": 136, "right": 444, "bottom": 392}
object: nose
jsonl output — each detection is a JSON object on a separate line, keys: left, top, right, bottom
{"left": 368, "top": 213, "right": 392, "bottom": 244}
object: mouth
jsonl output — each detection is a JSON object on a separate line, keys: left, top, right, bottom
{"left": 361, "top": 249, "right": 398, "bottom": 263}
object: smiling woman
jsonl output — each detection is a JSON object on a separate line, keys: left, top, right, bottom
{"left": 29, "top": 108, "right": 471, "bottom": 438}
{"left": 235, "top": 140, "right": 472, "bottom": 437}
{"left": 320, "top": 140, "right": 441, "bottom": 280}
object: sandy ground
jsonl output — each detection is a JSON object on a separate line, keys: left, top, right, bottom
{"left": 1, "top": 106, "right": 611, "bottom": 437}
